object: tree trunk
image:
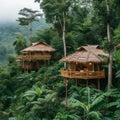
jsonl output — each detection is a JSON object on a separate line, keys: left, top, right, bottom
{"left": 63, "top": 11, "right": 67, "bottom": 69}
{"left": 106, "top": 0, "right": 113, "bottom": 89}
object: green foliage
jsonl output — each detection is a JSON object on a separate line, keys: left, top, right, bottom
{"left": 7, "top": 54, "right": 16, "bottom": 64}
{"left": 35, "top": 62, "right": 63, "bottom": 88}
{"left": 1, "top": 61, "right": 120, "bottom": 119}
{"left": 68, "top": 87, "right": 104, "bottom": 120}
{"left": 1, "top": 0, "right": 120, "bottom": 119}
{"left": 113, "top": 24, "right": 120, "bottom": 49}
{"left": 13, "top": 33, "right": 27, "bottom": 55}
{"left": 101, "top": 39, "right": 115, "bottom": 52}
{"left": 68, "top": 87, "right": 120, "bottom": 119}
{"left": 17, "top": 85, "right": 58, "bottom": 119}
{"left": 112, "top": 51, "right": 120, "bottom": 87}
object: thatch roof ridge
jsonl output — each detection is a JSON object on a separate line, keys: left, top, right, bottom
{"left": 21, "top": 42, "right": 56, "bottom": 53}
{"left": 77, "top": 44, "right": 99, "bottom": 51}
{"left": 77, "top": 44, "right": 108, "bottom": 56}
{"left": 31, "top": 42, "right": 51, "bottom": 47}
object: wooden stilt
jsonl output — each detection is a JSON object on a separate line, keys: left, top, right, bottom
{"left": 47, "top": 60, "right": 49, "bottom": 65}
{"left": 86, "top": 80, "right": 88, "bottom": 87}
{"left": 64, "top": 79, "right": 68, "bottom": 106}
{"left": 24, "top": 61, "right": 26, "bottom": 72}
{"left": 98, "top": 79, "right": 100, "bottom": 89}
{"left": 29, "top": 61, "right": 31, "bottom": 71}
{"left": 76, "top": 79, "right": 78, "bottom": 86}
{"left": 27, "top": 62, "right": 28, "bottom": 72}
{"left": 65, "top": 83, "right": 68, "bottom": 106}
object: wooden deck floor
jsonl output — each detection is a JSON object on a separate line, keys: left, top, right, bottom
{"left": 61, "top": 69, "right": 105, "bottom": 79}
{"left": 17, "top": 54, "right": 51, "bottom": 61}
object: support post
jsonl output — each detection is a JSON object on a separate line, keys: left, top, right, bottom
{"left": 98, "top": 79, "right": 100, "bottom": 89}
{"left": 64, "top": 79, "right": 68, "bottom": 106}
{"left": 86, "top": 80, "right": 88, "bottom": 87}
{"left": 76, "top": 79, "right": 78, "bottom": 86}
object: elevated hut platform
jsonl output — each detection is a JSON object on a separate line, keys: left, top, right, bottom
{"left": 60, "top": 45, "right": 108, "bottom": 88}
{"left": 17, "top": 42, "right": 55, "bottom": 71}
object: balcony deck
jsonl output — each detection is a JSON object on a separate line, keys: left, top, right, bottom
{"left": 61, "top": 69, "right": 105, "bottom": 79}
{"left": 17, "top": 54, "right": 51, "bottom": 61}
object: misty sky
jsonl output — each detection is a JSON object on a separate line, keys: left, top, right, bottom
{"left": 0, "top": 0, "right": 40, "bottom": 22}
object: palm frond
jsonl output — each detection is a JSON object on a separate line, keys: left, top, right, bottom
{"left": 88, "top": 111, "right": 102, "bottom": 120}
{"left": 90, "top": 94, "right": 105, "bottom": 109}
{"left": 67, "top": 114, "right": 82, "bottom": 120}
{"left": 45, "top": 92, "right": 57, "bottom": 102}
{"left": 33, "top": 98, "right": 45, "bottom": 104}
{"left": 69, "top": 97, "right": 88, "bottom": 112}
{"left": 106, "top": 101, "right": 119, "bottom": 108}
{"left": 23, "top": 90, "right": 37, "bottom": 97}
{"left": 115, "top": 70, "right": 120, "bottom": 78}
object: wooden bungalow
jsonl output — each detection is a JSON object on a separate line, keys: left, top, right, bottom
{"left": 17, "top": 42, "right": 55, "bottom": 71}
{"left": 60, "top": 45, "right": 108, "bottom": 88}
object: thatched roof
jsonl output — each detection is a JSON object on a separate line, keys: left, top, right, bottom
{"left": 21, "top": 42, "right": 56, "bottom": 53}
{"left": 60, "top": 45, "right": 108, "bottom": 63}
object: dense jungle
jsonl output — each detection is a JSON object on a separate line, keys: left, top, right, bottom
{"left": 0, "top": 0, "right": 120, "bottom": 120}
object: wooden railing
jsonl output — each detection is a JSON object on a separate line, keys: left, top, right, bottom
{"left": 17, "top": 54, "right": 51, "bottom": 61}
{"left": 61, "top": 69, "right": 105, "bottom": 79}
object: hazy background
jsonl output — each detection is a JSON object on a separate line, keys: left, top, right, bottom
{"left": 0, "top": 0, "right": 40, "bottom": 23}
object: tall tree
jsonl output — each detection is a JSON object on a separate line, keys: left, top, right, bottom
{"left": 92, "top": 0, "right": 119, "bottom": 88}
{"left": 40, "top": 0, "right": 71, "bottom": 68}
{"left": 35, "top": 0, "right": 91, "bottom": 68}
{"left": 17, "top": 8, "right": 42, "bottom": 40}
